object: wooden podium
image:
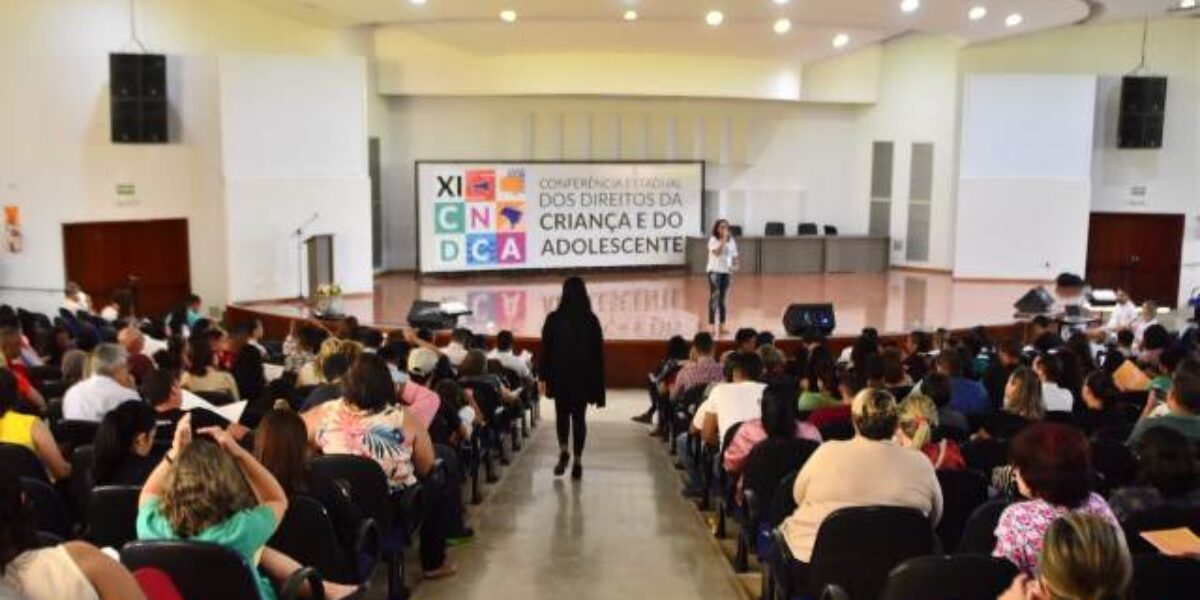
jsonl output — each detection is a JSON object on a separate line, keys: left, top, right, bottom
{"left": 305, "top": 234, "right": 334, "bottom": 296}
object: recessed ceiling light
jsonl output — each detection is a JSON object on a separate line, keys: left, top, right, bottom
{"left": 773, "top": 18, "right": 792, "bottom": 35}
{"left": 409, "top": 0, "right": 427, "bottom": 5}
{"left": 500, "top": 9, "right": 517, "bottom": 23}
{"left": 900, "top": 0, "right": 920, "bottom": 13}
{"left": 1005, "top": 13, "right": 1023, "bottom": 27}
{"left": 832, "top": 33, "right": 850, "bottom": 48}
{"left": 705, "top": 10, "right": 724, "bottom": 26}
{"left": 773, "top": 0, "right": 791, "bottom": 4}
{"left": 623, "top": 10, "right": 638, "bottom": 21}
{"left": 968, "top": 6, "right": 987, "bottom": 20}
{"left": 1180, "top": 0, "right": 1196, "bottom": 8}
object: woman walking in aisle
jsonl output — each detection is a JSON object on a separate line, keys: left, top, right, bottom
{"left": 707, "top": 219, "right": 739, "bottom": 335}
{"left": 541, "top": 277, "right": 605, "bottom": 480}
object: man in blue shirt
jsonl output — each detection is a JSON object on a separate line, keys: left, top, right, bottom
{"left": 935, "top": 350, "right": 991, "bottom": 417}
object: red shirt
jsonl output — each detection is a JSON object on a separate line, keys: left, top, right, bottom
{"left": 808, "top": 404, "right": 851, "bottom": 429}
{"left": 921, "top": 439, "right": 966, "bottom": 471}
{"left": 5, "top": 358, "right": 33, "bottom": 399}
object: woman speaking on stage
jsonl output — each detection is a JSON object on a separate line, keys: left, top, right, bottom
{"left": 540, "top": 276, "right": 605, "bottom": 480}
{"left": 707, "top": 219, "right": 739, "bottom": 335}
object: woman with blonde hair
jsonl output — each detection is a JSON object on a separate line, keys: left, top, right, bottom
{"left": 976, "top": 366, "right": 1045, "bottom": 441}
{"left": 137, "top": 414, "right": 362, "bottom": 600}
{"left": 895, "top": 393, "right": 965, "bottom": 470}
{"left": 299, "top": 338, "right": 362, "bottom": 388}
{"left": 998, "top": 513, "right": 1131, "bottom": 600}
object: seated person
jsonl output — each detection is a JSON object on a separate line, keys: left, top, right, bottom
{"left": 983, "top": 338, "right": 1023, "bottom": 412}
{"left": 282, "top": 322, "right": 325, "bottom": 378}
{"left": 0, "top": 467, "right": 146, "bottom": 600}
{"left": 975, "top": 366, "right": 1045, "bottom": 442}
{"left": 1127, "top": 359, "right": 1200, "bottom": 445}
{"left": 777, "top": 389, "right": 942, "bottom": 588}
{"left": 902, "top": 330, "right": 934, "bottom": 383}
{"left": 733, "top": 328, "right": 758, "bottom": 356}
{"left": 1034, "top": 353, "right": 1074, "bottom": 413}
{"left": 94, "top": 401, "right": 159, "bottom": 486}
{"left": 1109, "top": 425, "right": 1200, "bottom": 522}
{"left": 61, "top": 281, "right": 94, "bottom": 314}
{"left": 994, "top": 423, "right": 1119, "bottom": 574}
{"left": 63, "top": 343, "right": 140, "bottom": 422}
{"left": 1073, "top": 371, "right": 1126, "bottom": 436}
{"left": 758, "top": 345, "right": 798, "bottom": 395}
{"left": 253, "top": 407, "right": 365, "bottom": 560}
{"left": 669, "top": 332, "right": 724, "bottom": 403}
{"left": 303, "top": 355, "right": 456, "bottom": 579}
{"left": 880, "top": 346, "right": 913, "bottom": 394}
{"left": 808, "top": 365, "right": 865, "bottom": 430}
{"left": 921, "top": 371, "right": 968, "bottom": 435}
{"left": 486, "top": 330, "right": 532, "bottom": 380}
{"left": 932, "top": 350, "right": 991, "bottom": 417}
{"left": 0, "top": 370, "right": 70, "bottom": 480}
{"left": 634, "top": 335, "right": 688, "bottom": 426}
{"left": 695, "top": 352, "right": 768, "bottom": 447}
{"left": 440, "top": 328, "right": 473, "bottom": 368}
{"left": 797, "top": 351, "right": 839, "bottom": 412}
{"left": 895, "top": 394, "right": 965, "bottom": 470}
{"left": 298, "top": 337, "right": 359, "bottom": 389}
{"left": 999, "top": 513, "right": 1130, "bottom": 600}
{"left": 180, "top": 338, "right": 240, "bottom": 401}
{"left": 299, "top": 353, "right": 351, "bottom": 412}
{"left": 141, "top": 368, "right": 228, "bottom": 445}
{"left": 117, "top": 326, "right": 155, "bottom": 385}
{"left": 1, "top": 326, "right": 47, "bottom": 413}
{"left": 457, "top": 350, "right": 518, "bottom": 406}
{"left": 430, "top": 380, "right": 473, "bottom": 446}
{"left": 725, "top": 384, "right": 821, "bottom": 476}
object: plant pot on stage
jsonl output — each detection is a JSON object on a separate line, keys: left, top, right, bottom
{"left": 313, "top": 283, "right": 345, "bottom": 318}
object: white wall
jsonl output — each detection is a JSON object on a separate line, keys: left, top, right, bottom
{"left": 379, "top": 96, "right": 865, "bottom": 270}
{"left": 0, "top": 0, "right": 375, "bottom": 315}
{"left": 961, "top": 19, "right": 1200, "bottom": 304}
{"left": 218, "top": 55, "right": 372, "bottom": 301}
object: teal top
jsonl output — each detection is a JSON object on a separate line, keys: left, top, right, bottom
{"left": 137, "top": 498, "right": 279, "bottom": 600}
{"left": 798, "top": 391, "right": 840, "bottom": 412}
{"left": 1127, "top": 413, "right": 1200, "bottom": 447}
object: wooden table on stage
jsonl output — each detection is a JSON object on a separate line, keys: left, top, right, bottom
{"left": 687, "top": 235, "right": 889, "bottom": 275}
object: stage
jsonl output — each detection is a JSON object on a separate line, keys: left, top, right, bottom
{"left": 228, "top": 270, "right": 1031, "bottom": 387}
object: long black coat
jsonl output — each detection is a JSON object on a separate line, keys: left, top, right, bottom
{"left": 540, "top": 309, "right": 606, "bottom": 408}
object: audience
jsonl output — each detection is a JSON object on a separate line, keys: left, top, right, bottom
{"left": 486, "top": 330, "right": 531, "bottom": 380}
{"left": 1127, "top": 358, "right": 1200, "bottom": 445}
{"left": 60, "top": 282, "right": 93, "bottom": 314}
{"left": 776, "top": 389, "right": 942, "bottom": 588}
{"left": 441, "top": 328, "right": 473, "bottom": 368}
{"left": 1108, "top": 425, "right": 1200, "bottom": 522}
{"left": 993, "top": 423, "right": 1118, "bottom": 574}
{"left": 934, "top": 351, "right": 991, "bottom": 417}
{"left": 983, "top": 338, "right": 1023, "bottom": 411}
{"left": 669, "top": 332, "right": 723, "bottom": 402}
{"left": 0, "top": 370, "right": 70, "bottom": 480}
{"left": 695, "top": 352, "right": 767, "bottom": 447}
{"left": 141, "top": 368, "right": 228, "bottom": 445}
{"left": 922, "top": 371, "right": 968, "bottom": 434}
{"left": 976, "top": 366, "right": 1045, "bottom": 441}
{"left": 63, "top": 344, "right": 140, "bottom": 422}
{"left": 0, "top": 467, "right": 146, "bottom": 600}
{"left": 1074, "top": 371, "right": 1125, "bottom": 436}
{"left": 1034, "top": 353, "right": 1074, "bottom": 413}
{"left": 302, "top": 354, "right": 456, "bottom": 579}
{"left": 117, "top": 326, "right": 154, "bottom": 385}
{"left": 894, "top": 394, "right": 964, "bottom": 470}
{"left": 180, "top": 338, "right": 239, "bottom": 401}
{"left": 94, "top": 401, "right": 159, "bottom": 486}
{"left": 798, "top": 350, "right": 839, "bottom": 412}
{"left": 137, "top": 415, "right": 360, "bottom": 599}
{"left": 0, "top": 326, "right": 46, "bottom": 412}
{"left": 298, "top": 353, "right": 352, "bottom": 412}
{"left": 635, "top": 335, "right": 688, "bottom": 427}
{"left": 724, "top": 385, "right": 821, "bottom": 476}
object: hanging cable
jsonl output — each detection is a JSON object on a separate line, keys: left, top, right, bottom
{"left": 127, "top": 0, "right": 148, "bottom": 53}
{"left": 1131, "top": 15, "right": 1149, "bottom": 74}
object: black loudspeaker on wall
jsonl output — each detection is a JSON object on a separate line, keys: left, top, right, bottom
{"left": 783, "top": 303, "right": 836, "bottom": 337}
{"left": 1118, "top": 76, "right": 1167, "bottom": 149}
{"left": 110, "top": 53, "right": 168, "bottom": 144}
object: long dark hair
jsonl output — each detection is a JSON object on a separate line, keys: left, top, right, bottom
{"left": 0, "top": 467, "right": 38, "bottom": 573}
{"left": 254, "top": 408, "right": 310, "bottom": 496}
{"left": 94, "top": 401, "right": 157, "bottom": 485}
{"left": 0, "top": 370, "right": 16, "bottom": 417}
{"left": 557, "top": 276, "right": 593, "bottom": 315}
{"left": 711, "top": 218, "right": 729, "bottom": 239}
{"left": 186, "top": 337, "right": 213, "bottom": 377}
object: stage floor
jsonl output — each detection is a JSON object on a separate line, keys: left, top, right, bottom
{"left": 238, "top": 270, "right": 1034, "bottom": 342}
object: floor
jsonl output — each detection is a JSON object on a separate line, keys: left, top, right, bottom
{"left": 406, "top": 390, "right": 745, "bottom": 600}
{"left": 245, "top": 270, "right": 1037, "bottom": 341}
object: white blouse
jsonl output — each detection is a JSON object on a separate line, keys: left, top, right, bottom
{"left": 2, "top": 546, "right": 99, "bottom": 600}
{"left": 706, "top": 236, "right": 738, "bottom": 274}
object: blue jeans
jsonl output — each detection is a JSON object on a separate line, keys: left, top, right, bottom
{"left": 708, "top": 271, "right": 731, "bottom": 325}
{"left": 674, "top": 432, "right": 705, "bottom": 493}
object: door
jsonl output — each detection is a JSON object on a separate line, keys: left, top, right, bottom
{"left": 62, "top": 219, "right": 191, "bottom": 317}
{"left": 1086, "top": 213, "right": 1183, "bottom": 305}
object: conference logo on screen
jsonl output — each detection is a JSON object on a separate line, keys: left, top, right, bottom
{"left": 433, "top": 168, "right": 527, "bottom": 267}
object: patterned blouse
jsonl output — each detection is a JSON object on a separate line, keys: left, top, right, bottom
{"left": 993, "top": 493, "right": 1119, "bottom": 574}
{"left": 312, "top": 399, "right": 417, "bottom": 490}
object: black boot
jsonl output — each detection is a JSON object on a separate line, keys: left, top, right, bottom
{"left": 571, "top": 460, "right": 583, "bottom": 480}
{"left": 553, "top": 451, "right": 570, "bottom": 476}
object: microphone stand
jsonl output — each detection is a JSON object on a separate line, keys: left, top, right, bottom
{"left": 293, "top": 213, "right": 320, "bottom": 301}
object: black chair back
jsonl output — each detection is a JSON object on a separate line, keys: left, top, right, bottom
{"left": 120, "top": 541, "right": 262, "bottom": 600}
{"left": 52, "top": 420, "right": 100, "bottom": 454}
{"left": 1122, "top": 506, "right": 1200, "bottom": 554}
{"left": 961, "top": 438, "right": 1008, "bottom": 474}
{"left": 1090, "top": 439, "right": 1137, "bottom": 494}
{"left": 823, "top": 225, "right": 838, "bottom": 236}
{"left": 764, "top": 222, "right": 785, "bottom": 237}
{"left": 798, "top": 223, "right": 819, "bottom": 235}
{"left": 935, "top": 469, "right": 989, "bottom": 553}
{"left": 958, "top": 499, "right": 1011, "bottom": 555}
{"left": 0, "top": 443, "right": 48, "bottom": 482}
{"left": 881, "top": 555, "right": 1018, "bottom": 600}
{"left": 70, "top": 445, "right": 95, "bottom": 517}
{"left": 729, "top": 225, "right": 743, "bottom": 237}
{"left": 309, "top": 455, "right": 394, "bottom": 534}
{"left": 808, "top": 506, "right": 936, "bottom": 600}
{"left": 269, "top": 495, "right": 363, "bottom": 584}
{"left": 1132, "top": 554, "right": 1200, "bottom": 600}
{"left": 743, "top": 439, "right": 819, "bottom": 526}
{"left": 86, "top": 486, "right": 141, "bottom": 549}
{"left": 20, "top": 477, "right": 72, "bottom": 539}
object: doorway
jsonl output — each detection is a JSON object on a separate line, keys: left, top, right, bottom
{"left": 1085, "top": 212, "right": 1183, "bottom": 305}
{"left": 62, "top": 218, "right": 191, "bottom": 317}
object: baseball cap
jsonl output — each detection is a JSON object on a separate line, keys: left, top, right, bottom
{"left": 407, "top": 347, "right": 439, "bottom": 377}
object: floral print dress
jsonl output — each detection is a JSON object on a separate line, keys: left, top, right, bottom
{"left": 993, "top": 493, "right": 1120, "bottom": 574}
{"left": 313, "top": 400, "right": 417, "bottom": 490}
